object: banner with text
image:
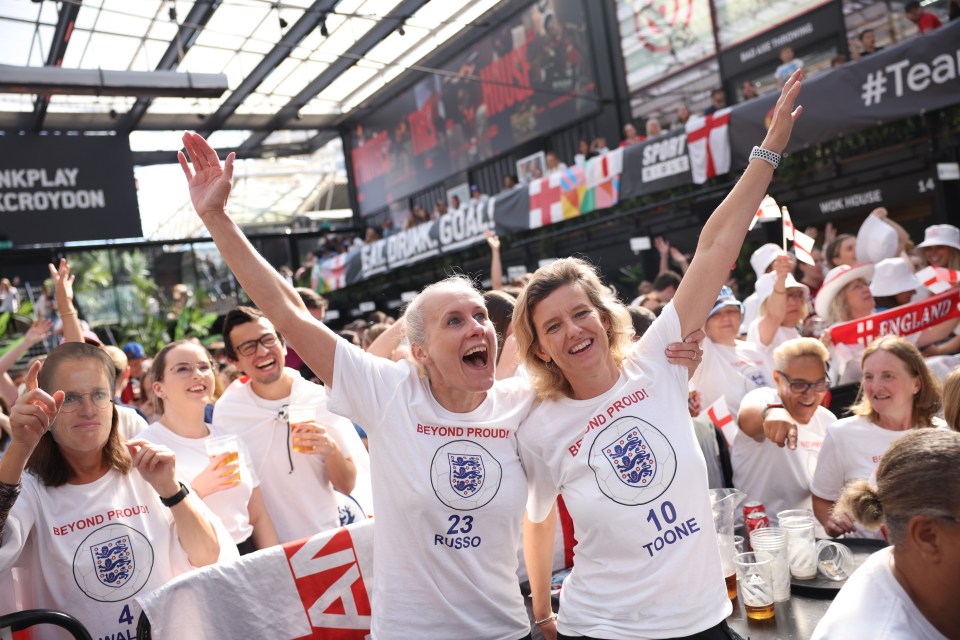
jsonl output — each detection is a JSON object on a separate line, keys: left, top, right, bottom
{"left": 349, "top": 0, "right": 599, "bottom": 216}
{"left": 728, "top": 20, "right": 960, "bottom": 167}
{"left": 828, "top": 289, "right": 960, "bottom": 346}
{"left": 0, "top": 135, "right": 142, "bottom": 245}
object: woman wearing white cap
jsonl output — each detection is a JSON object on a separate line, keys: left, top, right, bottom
{"left": 690, "top": 286, "right": 776, "bottom": 420}
{"left": 815, "top": 263, "right": 959, "bottom": 384}
{"left": 916, "top": 224, "right": 960, "bottom": 270}
{"left": 747, "top": 253, "right": 809, "bottom": 357}
{"left": 740, "top": 243, "right": 782, "bottom": 334}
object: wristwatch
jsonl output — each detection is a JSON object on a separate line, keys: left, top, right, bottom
{"left": 160, "top": 481, "right": 190, "bottom": 508}
{"left": 761, "top": 403, "right": 785, "bottom": 421}
{"left": 749, "top": 146, "right": 781, "bottom": 169}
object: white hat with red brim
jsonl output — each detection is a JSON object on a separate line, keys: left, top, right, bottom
{"left": 814, "top": 263, "right": 875, "bottom": 319}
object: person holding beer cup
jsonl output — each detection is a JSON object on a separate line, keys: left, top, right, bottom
{"left": 513, "top": 70, "right": 804, "bottom": 640}
{"left": 140, "top": 340, "right": 279, "bottom": 554}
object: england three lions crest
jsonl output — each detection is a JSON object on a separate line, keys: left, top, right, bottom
{"left": 431, "top": 441, "right": 502, "bottom": 510}
{"left": 603, "top": 427, "right": 656, "bottom": 488}
{"left": 449, "top": 453, "right": 484, "bottom": 498}
{"left": 91, "top": 534, "right": 134, "bottom": 588}
{"left": 589, "top": 416, "right": 677, "bottom": 506}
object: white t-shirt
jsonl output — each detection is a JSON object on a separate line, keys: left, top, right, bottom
{"left": 117, "top": 405, "right": 148, "bottom": 441}
{"left": 810, "top": 415, "right": 924, "bottom": 539}
{"left": 740, "top": 291, "right": 759, "bottom": 335}
{"left": 732, "top": 387, "right": 835, "bottom": 521}
{"left": 212, "top": 370, "right": 364, "bottom": 543}
{"left": 746, "top": 318, "right": 800, "bottom": 358}
{"left": 518, "top": 303, "right": 731, "bottom": 639}
{"left": 140, "top": 421, "right": 259, "bottom": 544}
{"left": 812, "top": 546, "right": 947, "bottom": 639}
{"left": 0, "top": 469, "right": 236, "bottom": 640}
{"left": 690, "top": 337, "right": 774, "bottom": 421}
{"left": 329, "top": 339, "right": 536, "bottom": 640}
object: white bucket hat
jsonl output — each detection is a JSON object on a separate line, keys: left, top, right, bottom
{"left": 750, "top": 244, "right": 782, "bottom": 279}
{"left": 915, "top": 224, "right": 960, "bottom": 252}
{"left": 755, "top": 271, "right": 810, "bottom": 307}
{"left": 870, "top": 257, "right": 921, "bottom": 297}
{"left": 814, "top": 263, "right": 875, "bottom": 319}
{"left": 856, "top": 213, "right": 898, "bottom": 264}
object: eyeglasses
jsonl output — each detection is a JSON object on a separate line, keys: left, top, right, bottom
{"left": 776, "top": 371, "right": 828, "bottom": 394}
{"left": 168, "top": 362, "right": 215, "bottom": 378}
{"left": 60, "top": 390, "right": 113, "bottom": 413}
{"left": 234, "top": 333, "right": 279, "bottom": 357}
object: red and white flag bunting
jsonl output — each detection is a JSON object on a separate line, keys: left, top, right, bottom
{"left": 828, "top": 288, "right": 960, "bottom": 346}
{"left": 704, "top": 395, "right": 738, "bottom": 447}
{"left": 137, "top": 520, "right": 375, "bottom": 639}
{"left": 792, "top": 228, "right": 816, "bottom": 266}
{"left": 748, "top": 195, "right": 781, "bottom": 231}
{"left": 915, "top": 265, "right": 960, "bottom": 294}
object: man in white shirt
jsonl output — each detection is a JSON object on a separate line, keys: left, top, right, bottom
{"left": 733, "top": 337, "right": 835, "bottom": 524}
{"left": 212, "top": 306, "right": 370, "bottom": 543}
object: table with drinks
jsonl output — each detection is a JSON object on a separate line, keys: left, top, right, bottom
{"left": 719, "top": 494, "right": 883, "bottom": 639}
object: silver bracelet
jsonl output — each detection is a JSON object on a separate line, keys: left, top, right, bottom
{"left": 749, "top": 145, "right": 781, "bottom": 169}
{"left": 534, "top": 612, "right": 557, "bottom": 625}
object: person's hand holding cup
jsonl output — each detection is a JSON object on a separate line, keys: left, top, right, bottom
{"left": 288, "top": 406, "right": 337, "bottom": 457}
{"left": 204, "top": 434, "right": 241, "bottom": 489}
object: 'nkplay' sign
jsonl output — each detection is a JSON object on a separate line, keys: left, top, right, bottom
{"left": 0, "top": 135, "right": 142, "bottom": 245}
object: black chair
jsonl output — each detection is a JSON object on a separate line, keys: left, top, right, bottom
{"left": 0, "top": 609, "right": 93, "bottom": 640}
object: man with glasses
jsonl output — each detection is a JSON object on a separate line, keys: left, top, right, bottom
{"left": 211, "top": 306, "right": 370, "bottom": 543}
{"left": 732, "top": 338, "right": 836, "bottom": 527}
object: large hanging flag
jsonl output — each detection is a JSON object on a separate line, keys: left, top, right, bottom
{"left": 686, "top": 108, "right": 732, "bottom": 184}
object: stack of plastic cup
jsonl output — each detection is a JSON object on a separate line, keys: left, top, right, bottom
{"left": 749, "top": 528, "right": 791, "bottom": 601}
{"left": 777, "top": 509, "right": 818, "bottom": 580}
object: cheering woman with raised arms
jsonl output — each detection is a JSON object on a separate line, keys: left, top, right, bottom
{"left": 514, "top": 71, "right": 804, "bottom": 640}
{"left": 179, "top": 133, "right": 541, "bottom": 639}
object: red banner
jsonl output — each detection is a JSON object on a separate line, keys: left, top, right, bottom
{"left": 828, "top": 288, "right": 960, "bottom": 346}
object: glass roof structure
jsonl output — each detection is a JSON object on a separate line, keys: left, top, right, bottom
{"left": 0, "top": 0, "right": 500, "bottom": 240}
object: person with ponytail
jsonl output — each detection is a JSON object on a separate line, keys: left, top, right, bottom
{"left": 812, "top": 429, "right": 960, "bottom": 640}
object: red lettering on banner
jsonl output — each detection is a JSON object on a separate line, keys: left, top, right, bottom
{"left": 351, "top": 131, "right": 391, "bottom": 183}
{"left": 285, "top": 529, "right": 371, "bottom": 638}
{"left": 408, "top": 95, "right": 439, "bottom": 156}
{"left": 480, "top": 38, "right": 534, "bottom": 118}
{"left": 829, "top": 288, "right": 960, "bottom": 346}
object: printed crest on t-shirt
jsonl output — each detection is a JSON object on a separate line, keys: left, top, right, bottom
{"left": 430, "top": 440, "right": 502, "bottom": 510}
{"left": 589, "top": 416, "right": 677, "bottom": 506}
{"left": 73, "top": 523, "right": 155, "bottom": 602}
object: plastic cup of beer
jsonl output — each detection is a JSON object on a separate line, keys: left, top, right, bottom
{"left": 816, "top": 540, "right": 855, "bottom": 581}
{"left": 777, "top": 509, "right": 818, "bottom": 580}
{"left": 749, "top": 527, "right": 791, "bottom": 602}
{"left": 287, "top": 405, "right": 318, "bottom": 453}
{"left": 734, "top": 551, "right": 776, "bottom": 620}
{"left": 204, "top": 434, "right": 240, "bottom": 486}
{"left": 717, "top": 532, "right": 738, "bottom": 599}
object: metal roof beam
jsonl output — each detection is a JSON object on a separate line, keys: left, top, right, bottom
{"left": 237, "top": 0, "right": 430, "bottom": 155}
{"left": 119, "top": 0, "right": 224, "bottom": 133}
{"left": 198, "top": 0, "right": 340, "bottom": 136}
{"left": 29, "top": 0, "right": 82, "bottom": 132}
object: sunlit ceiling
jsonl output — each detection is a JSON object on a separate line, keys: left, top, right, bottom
{"left": 0, "top": 0, "right": 501, "bottom": 239}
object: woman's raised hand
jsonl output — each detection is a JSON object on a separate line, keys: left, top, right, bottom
{"left": 761, "top": 69, "right": 803, "bottom": 155}
{"left": 9, "top": 361, "right": 63, "bottom": 454}
{"left": 178, "top": 132, "right": 236, "bottom": 219}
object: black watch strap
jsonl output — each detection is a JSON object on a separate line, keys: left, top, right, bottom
{"left": 160, "top": 481, "right": 190, "bottom": 508}
{"left": 761, "top": 403, "right": 785, "bottom": 421}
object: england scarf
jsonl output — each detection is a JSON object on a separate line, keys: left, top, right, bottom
{"left": 828, "top": 288, "right": 960, "bottom": 346}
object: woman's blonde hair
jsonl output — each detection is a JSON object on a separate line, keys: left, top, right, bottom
{"left": 850, "top": 335, "right": 941, "bottom": 428}
{"left": 835, "top": 429, "right": 960, "bottom": 543}
{"left": 514, "top": 258, "right": 633, "bottom": 400}
{"left": 772, "top": 337, "right": 829, "bottom": 372}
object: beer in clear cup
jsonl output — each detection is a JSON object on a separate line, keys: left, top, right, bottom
{"left": 204, "top": 434, "right": 240, "bottom": 486}
{"left": 287, "top": 406, "right": 319, "bottom": 453}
